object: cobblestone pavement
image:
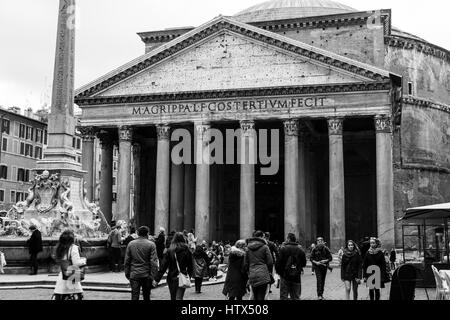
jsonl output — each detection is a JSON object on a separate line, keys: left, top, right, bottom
{"left": 0, "top": 268, "right": 432, "bottom": 300}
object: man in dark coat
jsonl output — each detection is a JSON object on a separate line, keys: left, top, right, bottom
{"left": 26, "top": 225, "right": 43, "bottom": 275}
{"left": 244, "top": 230, "right": 273, "bottom": 300}
{"left": 310, "top": 237, "right": 332, "bottom": 300}
{"left": 275, "top": 233, "right": 306, "bottom": 300}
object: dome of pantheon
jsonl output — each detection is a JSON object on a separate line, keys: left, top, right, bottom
{"left": 234, "top": 0, "right": 357, "bottom": 23}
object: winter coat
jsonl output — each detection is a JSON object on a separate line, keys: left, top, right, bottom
{"left": 310, "top": 244, "right": 332, "bottom": 269}
{"left": 363, "top": 249, "right": 388, "bottom": 288}
{"left": 340, "top": 250, "right": 362, "bottom": 281}
{"left": 156, "top": 243, "right": 193, "bottom": 283}
{"left": 27, "top": 230, "right": 43, "bottom": 254}
{"left": 192, "top": 249, "right": 209, "bottom": 278}
{"left": 275, "top": 242, "right": 307, "bottom": 283}
{"left": 155, "top": 232, "right": 166, "bottom": 259}
{"left": 124, "top": 237, "right": 159, "bottom": 280}
{"left": 223, "top": 247, "right": 248, "bottom": 298}
{"left": 244, "top": 237, "right": 273, "bottom": 288}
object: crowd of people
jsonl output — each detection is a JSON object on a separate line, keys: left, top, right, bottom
{"left": 24, "top": 220, "right": 397, "bottom": 300}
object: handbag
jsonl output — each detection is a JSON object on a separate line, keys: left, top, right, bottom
{"left": 175, "top": 252, "right": 191, "bottom": 289}
{"left": 59, "top": 245, "right": 86, "bottom": 282}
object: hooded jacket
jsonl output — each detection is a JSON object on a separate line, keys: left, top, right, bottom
{"left": 244, "top": 237, "right": 273, "bottom": 288}
{"left": 223, "top": 246, "right": 248, "bottom": 298}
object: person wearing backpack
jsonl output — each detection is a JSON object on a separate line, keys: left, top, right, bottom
{"left": 275, "top": 233, "right": 306, "bottom": 300}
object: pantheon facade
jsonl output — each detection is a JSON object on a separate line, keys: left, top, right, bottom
{"left": 75, "top": 0, "right": 450, "bottom": 251}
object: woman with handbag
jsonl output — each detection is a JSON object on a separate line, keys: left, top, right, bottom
{"left": 53, "top": 230, "right": 87, "bottom": 300}
{"left": 155, "top": 232, "right": 193, "bottom": 300}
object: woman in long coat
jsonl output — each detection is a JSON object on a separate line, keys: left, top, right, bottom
{"left": 223, "top": 240, "right": 248, "bottom": 300}
{"left": 53, "top": 230, "right": 86, "bottom": 300}
{"left": 363, "top": 237, "right": 388, "bottom": 301}
{"left": 341, "top": 240, "right": 362, "bottom": 300}
{"left": 192, "top": 245, "right": 210, "bottom": 293}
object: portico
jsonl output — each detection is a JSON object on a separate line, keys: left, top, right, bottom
{"left": 75, "top": 16, "right": 399, "bottom": 250}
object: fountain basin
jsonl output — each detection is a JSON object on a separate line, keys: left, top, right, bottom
{"left": 0, "top": 238, "right": 110, "bottom": 274}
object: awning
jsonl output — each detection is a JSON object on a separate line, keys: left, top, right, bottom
{"left": 400, "top": 203, "right": 450, "bottom": 221}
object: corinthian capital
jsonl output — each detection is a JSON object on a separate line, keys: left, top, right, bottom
{"left": 119, "top": 126, "right": 133, "bottom": 141}
{"left": 240, "top": 120, "right": 255, "bottom": 136}
{"left": 156, "top": 124, "right": 170, "bottom": 140}
{"left": 78, "top": 126, "right": 97, "bottom": 142}
{"left": 284, "top": 119, "right": 299, "bottom": 136}
{"left": 327, "top": 118, "right": 343, "bottom": 135}
{"left": 195, "top": 123, "right": 210, "bottom": 140}
{"left": 375, "top": 115, "right": 392, "bottom": 133}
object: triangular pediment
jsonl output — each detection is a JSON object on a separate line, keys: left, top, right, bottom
{"left": 75, "top": 16, "right": 392, "bottom": 100}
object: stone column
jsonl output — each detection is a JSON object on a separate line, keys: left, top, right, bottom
{"left": 183, "top": 164, "right": 195, "bottom": 231}
{"left": 284, "top": 120, "right": 300, "bottom": 239}
{"left": 80, "top": 127, "right": 96, "bottom": 202}
{"left": 328, "top": 118, "right": 345, "bottom": 252}
{"left": 154, "top": 125, "right": 171, "bottom": 235}
{"left": 170, "top": 161, "right": 184, "bottom": 232}
{"left": 375, "top": 115, "right": 395, "bottom": 249}
{"left": 195, "top": 123, "right": 210, "bottom": 243}
{"left": 240, "top": 120, "right": 256, "bottom": 239}
{"left": 98, "top": 131, "right": 114, "bottom": 224}
{"left": 298, "top": 122, "right": 307, "bottom": 245}
{"left": 132, "top": 143, "right": 141, "bottom": 225}
{"left": 117, "top": 126, "right": 133, "bottom": 222}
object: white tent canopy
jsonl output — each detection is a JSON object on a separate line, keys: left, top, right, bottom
{"left": 400, "top": 203, "right": 450, "bottom": 220}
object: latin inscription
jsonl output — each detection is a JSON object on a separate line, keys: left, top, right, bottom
{"left": 131, "top": 97, "right": 327, "bottom": 116}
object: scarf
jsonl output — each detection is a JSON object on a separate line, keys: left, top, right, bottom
{"left": 368, "top": 247, "right": 382, "bottom": 255}
{"left": 343, "top": 248, "right": 357, "bottom": 258}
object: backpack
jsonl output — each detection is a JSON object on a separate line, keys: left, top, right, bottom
{"left": 285, "top": 254, "right": 301, "bottom": 281}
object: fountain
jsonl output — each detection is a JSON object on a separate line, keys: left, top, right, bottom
{"left": 0, "top": 0, "right": 115, "bottom": 274}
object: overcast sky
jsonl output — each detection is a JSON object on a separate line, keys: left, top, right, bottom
{"left": 0, "top": 0, "right": 449, "bottom": 111}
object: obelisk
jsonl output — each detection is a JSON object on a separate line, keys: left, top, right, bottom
{"left": 38, "top": 0, "right": 79, "bottom": 170}
{"left": 32, "top": 0, "right": 91, "bottom": 221}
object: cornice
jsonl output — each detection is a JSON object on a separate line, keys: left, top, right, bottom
{"left": 76, "top": 18, "right": 390, "bottom": 99}
{"left": 138, "top": 10, "right": 392, "bottom": 44}
{"left": 75, "top": 81, "right": 391, "bottom": 106}
{"left": 402, "top": 96, "right": 450, "bottom": 114}
{"left": 385, "top": 35, "right": 450, "bottom": 63}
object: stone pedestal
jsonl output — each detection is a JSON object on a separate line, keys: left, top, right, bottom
{"left": 328, "top": 118, "right": 346, "bottom": 252}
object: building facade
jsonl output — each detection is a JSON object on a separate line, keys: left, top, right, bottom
{"left": 0, "top": 107, "right": 48, "bottom": 211}
{"left": 75, "top": 0, "right": 450, "bottom": 251}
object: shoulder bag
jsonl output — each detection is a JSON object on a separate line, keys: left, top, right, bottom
{"left": 175, "top": 252, "right": 191, "bottom": 289}
{"left": 59, "top": 246, "right": 86, "bottom": 282}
